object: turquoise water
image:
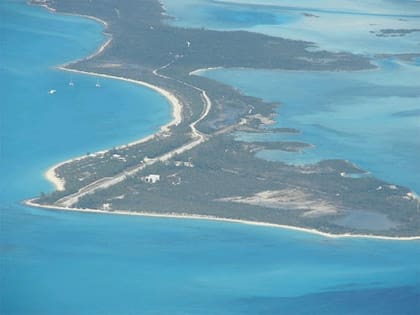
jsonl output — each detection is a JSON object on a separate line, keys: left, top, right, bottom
{"left": 0, "top": 1, "right": 171, "bottom": 199}
{"left": 161, "top": 0, "right": 420, "bottom": 54}
{"left": 202, "top": 60, "right": 420, "bottom": 194}
{"left": 163, "top": 0, "right": 420, "bottom": 194}
{"left": 1, "top": 1, "right": 419, "bottom": 314}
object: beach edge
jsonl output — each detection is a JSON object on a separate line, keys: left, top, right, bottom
{"left": 24, "top": 198, "right": 420, "bottom": 241}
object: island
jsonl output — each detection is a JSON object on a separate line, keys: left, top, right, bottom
{"left": 27, "top": 0, "right": 420, "bottom": 239}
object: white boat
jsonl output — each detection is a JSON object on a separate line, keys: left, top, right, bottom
{"left": 48, "top": 89, "right": 56, "bottom": 94}
{"left": 95, "top": 82, "right": 101, "bottom": 88}
{"left": 69, "top": 80, "right": 74, "bottom": 86}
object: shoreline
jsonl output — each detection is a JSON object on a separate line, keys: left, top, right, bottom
{"left": 58, "top": 67, "right": 183, "bottom": 132}
{"left": 30, "top": 1, "right": 419, "bottom": 240}
{"left": 61, "top": 37, "right": 112, "bottom": 68}
{"left": 24, "top": 198, "right": 420, "bottom": 241}
{"left": 45, "top": 67, "right": 183, "bottom": 191}
{"left": 38, "top": 0, "right": 182, "bottom": 192}
{"left": 189, "top": 62, "right": 379, "bottom": 77}
{"left": 31, "top": 1, "right": 108, "bottom": 28}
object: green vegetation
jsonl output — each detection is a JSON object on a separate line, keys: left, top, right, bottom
{"left": 32, "top": 0, "right": 420, "bottom": 237}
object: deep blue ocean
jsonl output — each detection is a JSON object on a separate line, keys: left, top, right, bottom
{"left": 1, "top": 1, "right": 419, "bottom": 314}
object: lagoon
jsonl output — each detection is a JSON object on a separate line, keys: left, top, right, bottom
{"left": 162, "top": 0, "right": 420, "bottom": 194}
{"left": 201, "top": 59, "right": 420, "bottom": 194}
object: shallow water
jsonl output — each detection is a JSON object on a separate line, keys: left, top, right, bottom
{"left": 162, "top": 0, "right": 420, "bottom": 193}
{"left": 1, "top": 1, "right": 419, "bottom": 314}
{"left": 161, "top": 0, "right": 420, "bottom": 54}
{"left": 202, "top": 59, "right": 420, "bottom": 193}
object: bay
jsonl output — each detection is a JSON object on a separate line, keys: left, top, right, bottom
{"left": 201, "top": 59, "right": 420, "bottom": 194}
{"left": 162, "top": 0, "right": 420, "bottom": 193}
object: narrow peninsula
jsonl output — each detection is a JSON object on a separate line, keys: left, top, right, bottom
{"left": 28, "top": 0, "right": 420, "bottom": 239}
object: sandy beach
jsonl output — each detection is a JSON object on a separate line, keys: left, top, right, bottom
{"left": 31, "top": 2, "right": 418, "bottom": 241}
{"left": 44, "top": 161, "right": 66, "bottom": 191}
{"left": 189, "top": 67, "right": 223, "bottom": 76}
{"left": 58, "top": 67, "right": 183, "bottom": 131}
{"left": 24, "top": 198, "right": 420, "bottom": 241}
{"left": 36, "top": 2, "right": 108, "bottom": 28}
{"left": 44, "top": 66, "right": 183, "bottom": 192}
{"left": 39, "top": 54, "right": 417, "bottom": 241}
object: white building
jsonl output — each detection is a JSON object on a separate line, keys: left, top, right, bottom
{"left": 142, "top": 174, "right": 160, "bottom": 184}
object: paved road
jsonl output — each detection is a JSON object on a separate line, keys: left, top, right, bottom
{"left": 56, "top": 63, "right": 212, "bottom": 208}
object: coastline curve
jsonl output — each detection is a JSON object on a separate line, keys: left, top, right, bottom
{"left": 24, "top": 198, "right": 420, "bottom": 241}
